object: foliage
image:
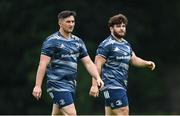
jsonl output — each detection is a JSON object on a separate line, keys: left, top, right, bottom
{"left": 0, "top": 0, "right": 180, "bottom": 114}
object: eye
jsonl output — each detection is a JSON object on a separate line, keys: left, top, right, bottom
{"left": 122, "top": 24, "right": 126, "bottom": 27}
{"left": 66, "top": 20, "right": 75, "bottom": 23}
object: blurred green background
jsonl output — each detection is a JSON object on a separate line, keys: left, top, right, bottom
{"left": 1, "top": 0, "right": 180, "bottom": 115}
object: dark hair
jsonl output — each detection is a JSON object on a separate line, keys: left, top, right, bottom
{"left": 58, "top": 10, "right": 76, "bottom": 20}
{"left": 108, "top": 14, "right": 128, "bottom": 27}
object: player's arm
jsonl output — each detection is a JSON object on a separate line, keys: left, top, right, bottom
{"left": 81, "top": 56, "right": 104, "bottom": 89}
{"left": 32, "top": 54, "right": 51, "bottom": 100}
{"left": 130, "top": 52, "right": 155, "bottom": 70}
{"left": 89, "top": 55, "right": 106, "bottom": 97}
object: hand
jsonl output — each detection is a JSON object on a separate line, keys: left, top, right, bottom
{"left": 146, "top": 61, "right": 156, "bottom": 70}
{"left": 96, "top": 78, "right": 104, "bottom": 90}
{"left": 89, "top": 85, "right": 99, "bottom": 97}
{"left": 32, "top": 86, "right": 42, "bottom": 100}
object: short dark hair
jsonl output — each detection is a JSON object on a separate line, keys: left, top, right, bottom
{"left": 58, "top": 10, "right": 76, "bottom": 20}
{"left": 108, "top": 14, "right": 128, "bottom": 27}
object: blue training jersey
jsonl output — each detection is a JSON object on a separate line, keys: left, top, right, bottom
{"left": 41, "top": 31, "right": 88, "bottom": 93}
{"left": 97, "top": 35, "right": 133, "bottom": 91}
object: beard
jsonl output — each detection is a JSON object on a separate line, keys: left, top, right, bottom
{"left": 113, "top": 30, "right": 126, "bottom": 39}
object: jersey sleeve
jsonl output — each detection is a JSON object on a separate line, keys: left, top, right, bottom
{"left": 41, "top": 39, "right": 57, "bottom": 57}
{"left": 79, "top": 39, "right": 89, "bottom": 59}
{"left": 127, "top": 42, "right": 133, "bottom": 57}
{"left": 96, "top": 41, "right": 110, "bottom": 59}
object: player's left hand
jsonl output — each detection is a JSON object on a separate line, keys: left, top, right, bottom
{"left": 96, "top": 78, "right": 104, "bottom": 90}
{"left": 146, "top": 61, "right": 156, "bottom": 70}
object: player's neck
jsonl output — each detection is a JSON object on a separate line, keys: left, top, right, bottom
{"left": 59, "top": 29, "right": 71, "bottom": 39}
{"left": 111, "top": 33, "right": 123, "bottom": 42}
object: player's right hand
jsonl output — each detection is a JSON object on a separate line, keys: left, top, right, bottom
{"left": 32, "top": 86, "right": 42, "bottom": 100}
{"left": 89, "top": 85, "right": 99, "bottom": 97}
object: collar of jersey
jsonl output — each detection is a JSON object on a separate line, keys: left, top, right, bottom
{"left": 110, "top": 34, "right": 125, "bottom": 43}
{"left": 58, "top": 31, "right": 74, "bottom": 41}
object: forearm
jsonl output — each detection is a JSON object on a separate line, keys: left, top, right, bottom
{"left": 86, "top": 62, "right": 101, "bottom": 80}
{"left": 35, "top": 64, "right": 46, "bottom": 87}
{"left": 132, "top": 57, "right": 149, "bottom": 68}
{"left": 92, "top": 78, "right": 98, "bottom": 86}
{"left": 91, "top": 58, "right": 103, "bottom": 86}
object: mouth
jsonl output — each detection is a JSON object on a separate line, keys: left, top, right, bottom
{"left": 119, "top": 32, "right": 125, "bottom": 35}
{"left": 69, "top": 27, "right": 74, "bottom": 30}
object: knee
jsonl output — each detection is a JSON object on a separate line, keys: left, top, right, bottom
{"left": 66, "top": 109, "right": 77, "bottom": 115}
{"left": 61, "top": 107, "right": 77, "bottom": 116}
{"left": 112, "top": 106, "right": 129, "bottom": 115}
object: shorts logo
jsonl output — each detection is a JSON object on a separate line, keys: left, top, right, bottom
{"left": 103, "top": 91, "right": 110, "bottom": 99}
{"left": 49, "top": 92, "right": 54, "bottom": 99}
{"left": 110, "top": 103, "right": 115, "bottom": 108}
{"left": 59, "top": 99, "right": 65, "bottom": 106}
{"left": 116, "top": 100, "right": 122, "bottom": 106}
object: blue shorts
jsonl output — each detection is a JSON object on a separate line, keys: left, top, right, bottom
{"left": 102, "top": 89, "right": 128, "bottom": 109}
{"left": 48, "top": 91, "right": 75, "bottom": 108}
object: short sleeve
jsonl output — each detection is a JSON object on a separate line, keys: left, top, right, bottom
{"left": 96, "top": 42, "right": 110, "bottom": 59}
{"left": 127, "top": 42, "right": 133, "bottom": 57}
{"left": 41, "top": 39, "right": 57, "bottom": 57}
{"left": 79, "top": 39, "right": 88, "bottom": 59}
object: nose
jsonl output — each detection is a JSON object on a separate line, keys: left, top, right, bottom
{"left": 70, "top": 21, "right": 75, "bottom": 26}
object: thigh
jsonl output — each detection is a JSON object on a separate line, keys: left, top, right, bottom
{"left": 105, "top": 106, "right": 114, "bottom": 115}
{"left": 112, "top": 106, "right": 129, "bottom": 115}
{"left": 52, "top": 104, "right": 62, "bottom": 115}
{"left": 60, "top": 103, "right": 76, "bottom": 115}
{"left": 52, "top": 103, "right": 76, "bottom": 115}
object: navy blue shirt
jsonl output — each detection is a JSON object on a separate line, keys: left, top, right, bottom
{"left": 96, "top": 35, "right": 133, "bottom": 91}
{"left": 41, "top": 32, "right": 88, "bottom": 93}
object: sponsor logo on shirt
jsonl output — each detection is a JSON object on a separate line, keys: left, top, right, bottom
{"left": 61, "top": 53, "right": 80, "bottom": 58}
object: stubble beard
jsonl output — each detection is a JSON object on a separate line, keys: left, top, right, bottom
{"left": 113, "top": 31, "right": 126, "bottom": 39}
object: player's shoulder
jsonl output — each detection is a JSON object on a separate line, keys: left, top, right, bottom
{"left": 71, "top": 34, "right": 85, "bottom": 44}
{"left": 45, "top": 32, "right": 59, "bottom": 42}
{"left": 99, "top": 35, "right": 115, "bottom": 46}
{"left": 71, "top": 34, "right": 82, "bottom": 41}
{"left": 122, "top": 38, "right": 131, "bottom": 46}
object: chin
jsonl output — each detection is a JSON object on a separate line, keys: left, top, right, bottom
{"left": 68, "top": 30, "right": 73, "bottom": 33}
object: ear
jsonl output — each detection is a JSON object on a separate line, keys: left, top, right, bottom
{"left": 110, "top": 27, "right": 113, "bottom": 32}
{"left": 58, "top": 20, "right": 61, "bottom": 26}
{"left": 58, "top": 19, "right": 64, "bottom": 26}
